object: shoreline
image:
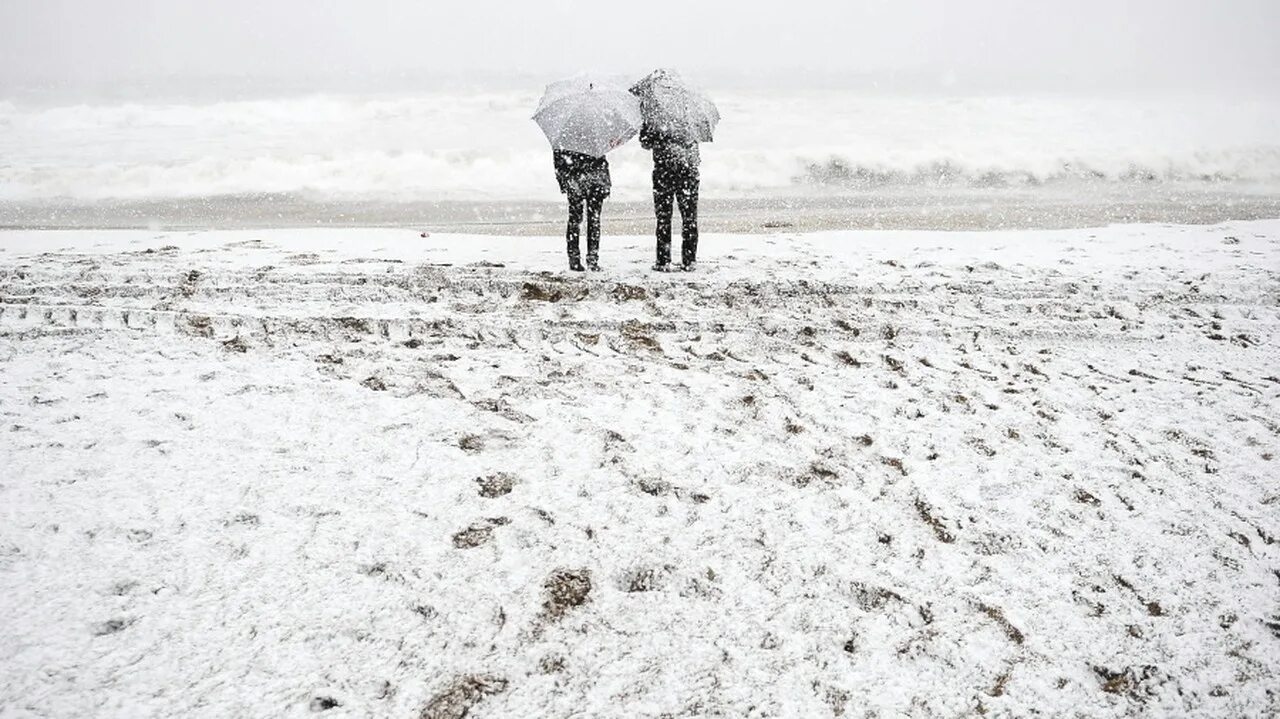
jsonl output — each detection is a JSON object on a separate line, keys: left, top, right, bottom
{"left": 3, "top": 187, "right": 1278, "bottom": 234}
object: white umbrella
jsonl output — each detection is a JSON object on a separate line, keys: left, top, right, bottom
{"left": 630, "top": 69, "right": 720, "bottom": 144}
{"left": 532, "top": 76, "right": 642, "bottom": 158}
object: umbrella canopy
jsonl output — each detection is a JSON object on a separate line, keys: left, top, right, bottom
{"left": 630, "top": 69, "right": 720, "bottom": 144}
{"left": 532, "top": 76, "right": 642, "bottom": 158}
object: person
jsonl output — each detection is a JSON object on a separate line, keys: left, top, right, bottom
{"left": 639, "top": 106, "right": 701, "bottom": 272}
{"left": 553, "top": 149, "right": 610, "bottom": 272}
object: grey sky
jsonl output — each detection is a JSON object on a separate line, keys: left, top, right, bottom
{"left": 3, "top": 0, "right": 1278, "bottom": 92}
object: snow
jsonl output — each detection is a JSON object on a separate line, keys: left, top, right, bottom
{"left": 1, "top": 221, "right": 1278, "bottom": 717}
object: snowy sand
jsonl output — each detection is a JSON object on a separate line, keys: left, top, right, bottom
{"left": 1, "top": 222, "right": 1278, "bottom": 717}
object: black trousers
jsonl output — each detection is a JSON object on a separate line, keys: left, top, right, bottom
{"left": 566, "top": 193, "right": 605, "bottom": 262}
{"left": 653, "top": 164, "right": 699, "bottom": 266}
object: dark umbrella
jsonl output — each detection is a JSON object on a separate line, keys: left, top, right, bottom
{"left": 629, "top": 69, "right": 720, "bottom": 143}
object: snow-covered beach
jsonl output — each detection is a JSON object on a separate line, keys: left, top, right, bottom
{"left": 5, "top": 0, "right": 1280, "bottom": 714}
{"left": 2, "top": 222, "right": 1277, "bottom": 716}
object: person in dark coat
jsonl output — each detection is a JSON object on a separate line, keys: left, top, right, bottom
{"left": 640, "top": 122, "right": 701, "bottom": 272}
{"left": 553, "top": 149, "right": 611, "bottom": 272}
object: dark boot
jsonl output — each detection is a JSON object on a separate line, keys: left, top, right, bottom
{"left": 566, "top": 194, "right": 585, "bottom": 272}
{"left": 653, "top": 169, "right": 675, "bottom": 267}
{"left": 585, "top": 195, "right": 603, "bottom": 271}
{"left": 567, "top": 237, "right": 584, "bottom": 272}
{"left": 676, "top": 172, "right": 700, "bottom": 267}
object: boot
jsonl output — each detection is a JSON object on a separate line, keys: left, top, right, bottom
{"left": 567, "top": 241, "right": 584, "bottom": 272}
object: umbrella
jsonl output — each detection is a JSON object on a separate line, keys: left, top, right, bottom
{"left": 629, "top": 69, "right": 720, "bottom": 144}
{"left": 532, "top": 76, "right": 642, "bottom": 158}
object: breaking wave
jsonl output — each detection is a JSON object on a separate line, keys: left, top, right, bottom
{"left": 2, "top": 91, "right": 1278, "bottom": 203}
{"left": 794, "top": 152, "right": 1280, "bottom": 189}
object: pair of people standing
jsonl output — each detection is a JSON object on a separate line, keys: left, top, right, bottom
{"left": 554, "top": 124, "right": 700, "bottom": 273}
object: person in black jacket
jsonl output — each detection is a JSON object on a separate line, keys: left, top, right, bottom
{"left": 553, "top": 150, "right": 611, "bottom": 272}
{"left": 640, "top": 126, "right": 700, "bottom": 272}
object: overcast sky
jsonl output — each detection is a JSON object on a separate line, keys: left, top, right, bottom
{"left": 3, "top": 0, "right": 1278, "bottom": 92}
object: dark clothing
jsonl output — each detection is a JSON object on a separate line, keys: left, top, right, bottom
{"left": 639, "top": 127, "right": 701, "bottom": 171}
{"left": 553, "top": 150, "right": 611, "bottom": 198}
{"left": 553, "top": 150, "right": 609, "bottom": 267}
{"left": 641, "top": 130, "right": 701, "bottom": 266}
{"left": 652, "top": 164, "right": 699, "bottom": 266}
{"left": 566, "top": 193, "right": 603, "bottom": 265}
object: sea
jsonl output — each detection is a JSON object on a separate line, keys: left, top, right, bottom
{"left": 2, "top": 75, "right": 1278, "bottom": 232}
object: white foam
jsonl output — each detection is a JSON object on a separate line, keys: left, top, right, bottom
{"left": 2, "top": 91, "right": 1278, "bottom": 203}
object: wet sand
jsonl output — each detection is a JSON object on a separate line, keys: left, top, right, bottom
{"left": 3, "top": 185, "right": 1277, "bottom": 233}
